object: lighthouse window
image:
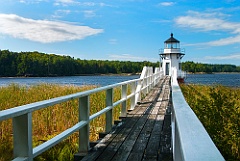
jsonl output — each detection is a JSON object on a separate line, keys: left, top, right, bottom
{"left": 165, "top": 43, "right": 179, "bottom": 48}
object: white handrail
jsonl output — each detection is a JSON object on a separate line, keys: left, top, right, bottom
{"left": 171, "top": 78, "right": 225, "bottom": 161}
{"left": 0, "top": 66, "right": 162, "bottom": 161}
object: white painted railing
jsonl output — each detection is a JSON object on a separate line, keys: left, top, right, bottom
{"left": 0, "top": 66, "right": 163, "bottom": 161}
{"left": 171, "top": 75, "right": 225, "bottom": 160}
{"left": 178, "top": 70, "right": 186, "bottom": 79}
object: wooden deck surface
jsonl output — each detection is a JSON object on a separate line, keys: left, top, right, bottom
{"left": 81, "top": 76, "right": 172, "bottom": 161}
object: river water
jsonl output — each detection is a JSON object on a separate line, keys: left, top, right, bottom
{"left": 0, "top": 75, "right": 140, "bottom": 87}
{"left": 0, "top": 73, "right": 239, "bottom": 87}
{"left": 185, "top": 73, "right": 240, "bottom": 87}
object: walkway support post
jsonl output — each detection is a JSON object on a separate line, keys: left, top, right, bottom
{"left": 130, "top": 82, "right": 136, "bottom": 110}
{"left": 135, "top": 66, "right": 147, "bottom": 104}
{"left": 13, "top": 113, "right": 33, "bottom": 161}
{"left": 79, "top": 96, "right": 90, "bottom": 154}
{"left": 105, "top": 88, "right": 113, "bottom": 133}
{"left": 121, "top": 84, "right": 127, "bottom": 117}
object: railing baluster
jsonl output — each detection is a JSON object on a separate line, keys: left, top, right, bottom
{"left": 79, "top": 96, "right": 90, "bottom": 154}
{"left": 13, "top": 113, "right": 33, "bottom": 161}
{"left": 121, "top": 84, "right": 127, "bottom": 117}
{"left": 105, "top": 88, "right": 113, "bottom": 133}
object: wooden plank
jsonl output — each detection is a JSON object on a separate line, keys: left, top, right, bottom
{"left": 115, "top": 79, "right": 168, "bottom": 161}
{"left": 81, "top": 76, "right": 172, "bottom": 161}
{"left": 110, "top": 114, "right": 151, "bottom": 161}
{"left": 82, "top": 104, "right": 147, "bottom": 161}
{"left": 141, "top": 80, "right": 170, "bottom": 161}
{"left": 158, "top": 107, "right": 172, "bottom": 161}
{"left": 96, "top": 113, "right": 149, "bottom": 160}
{"left": 97, "top": 81, "right": 163, "bottom": 160}
{"left": 94, "top": 86, "right": 160, "bottom": 160}
{"left": 127, "top": 114, "right": 159, "bottom": 161}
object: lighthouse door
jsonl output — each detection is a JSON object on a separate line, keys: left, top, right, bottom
{"left": 166, "top": 63, "right": 170, "bottom": 75}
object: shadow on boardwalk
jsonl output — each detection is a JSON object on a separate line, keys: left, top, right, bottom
{"left": 81, "top": 76, "right": 172, "bottom": 161}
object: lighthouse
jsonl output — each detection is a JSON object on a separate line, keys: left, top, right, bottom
{"left": 159, "top": 33, "right": 185, "bottom": 83}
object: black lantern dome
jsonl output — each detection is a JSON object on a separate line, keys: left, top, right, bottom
{"left": 164, "top": 33, "right": 180, "bottom": 49}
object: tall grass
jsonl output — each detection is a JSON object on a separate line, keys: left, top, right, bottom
{"left": 180, "top": 84, "right": 240, "bottom": 161}
{"left": 0, "top": 83, "right": 125, "bottom": 161}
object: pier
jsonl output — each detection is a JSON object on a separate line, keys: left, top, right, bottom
{"left": 0, "top": 66, "right": 224, "bottom": 161}
{"left": 81, "top": 76, "right": 172, "bottom": 161}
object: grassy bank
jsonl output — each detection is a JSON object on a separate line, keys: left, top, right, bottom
{"left": 180, "top": 84, "right": 240, "bottom": 161}
{"left": 0, "top": 83, "right": 124, "bottom": 161}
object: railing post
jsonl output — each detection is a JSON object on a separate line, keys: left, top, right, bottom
{"left": 79, "top": 96, "right": 90, "bottom": 154}
{"left": 13, "top": 113, "right": 33, "bottom": 161}
{"left": 130, "top": 82, "right": 136, "bottom": 110}
{"left": 135, "top": 79, "right": 142, "bottom": 104}
{"left": 106, "top": 88, "right": 113, "bottom": 133}
{"left": 153, "top": 68, "right": 157, "bottom": 86}
{"left": 121, "top": 84, "right": 127, "bottom": 117}
{"left": 135, "top": 66, "right": 147, "bottom": 104}
{"left": 142, "top": 70, "right": 148, "bottom": 96}
{"left": 146, "top": 67, "right": 150, "bottom": 93}
{"left": 150, "top": 67, "right": 153, "bottom": 89}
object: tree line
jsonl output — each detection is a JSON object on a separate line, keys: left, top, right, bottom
{"left": 0, "top": 50, "right": 158, "bottom": 77}
{"left": 0, "top": 50, "right": 239, "bottom": 77}
{"left": 182, "top": 61, "right": 240, "bottom": 73}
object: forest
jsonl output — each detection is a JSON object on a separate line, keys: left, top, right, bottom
{"left": 0, "top": 50, "right": 239, "bottom": 77}
{"left": 182, "top": 61, "right": 240, "bottom": 73}
{"left": 0, "top": 50, "right": 158, "bottom": 77}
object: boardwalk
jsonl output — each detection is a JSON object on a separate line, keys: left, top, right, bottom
{"left": 81, "top": 76, "right": 172, "bottom": 161}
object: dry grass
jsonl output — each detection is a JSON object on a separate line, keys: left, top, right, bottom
{"left": 181, "top": 84, "right": 240, "bottom": 161}
{"left": 0, "top": 83, "right": 127, "bottom": 161}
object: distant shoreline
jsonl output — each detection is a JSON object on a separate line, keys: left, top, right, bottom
{"left": 187, "top": 72, "right": 240, "bottom": 74}
{"left": 0, "top": 73, "right": 140, "bottom": 78}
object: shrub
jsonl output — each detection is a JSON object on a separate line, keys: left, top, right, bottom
{"left": 181, "top": 84, "right": 240, "bottom": 161}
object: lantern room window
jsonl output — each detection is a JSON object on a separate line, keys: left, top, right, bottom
{"left": 164, "top": 33, "right": 180, "bottom": 49}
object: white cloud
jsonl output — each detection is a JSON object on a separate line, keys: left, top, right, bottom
{"left": 175, "top": 11, "right": 240, "bottom": 46}
{"left": 0, "top": 14, "right": 103, "bottom": 43}
{"left": 205, "top": 53, "right": 240, "bottom": 60}
{"left": 206, "top": 35, "right": 240, "bottom": 46}
{"left": 158, "top": 2, "right": 175, "bottom": 7}
{"left": 175, "top": 11, "right": 238, "bottom": 32}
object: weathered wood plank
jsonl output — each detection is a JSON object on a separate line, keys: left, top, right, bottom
{"left": 110, "top": 114, "right": 151, "bottom": 161}
{"left": 141, "top": 78, "right": 170, "bottom": 161}
{"left": 81, "top": 76, "right": 172, "bottom": 161}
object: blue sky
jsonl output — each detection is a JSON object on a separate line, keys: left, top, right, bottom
{"left": 1, "top": 0, "right": 240, "bottom": 65}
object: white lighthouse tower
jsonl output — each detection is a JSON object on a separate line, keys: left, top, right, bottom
{"left": 159, "top": 33, "right": 185, "bottom": 83}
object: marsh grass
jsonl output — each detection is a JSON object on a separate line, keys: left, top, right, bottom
{"left": 180, "top": 84, "right": 240, "bottom": 161}
{"left": 0, "top": 83, "right": 130, "bottom": 161}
